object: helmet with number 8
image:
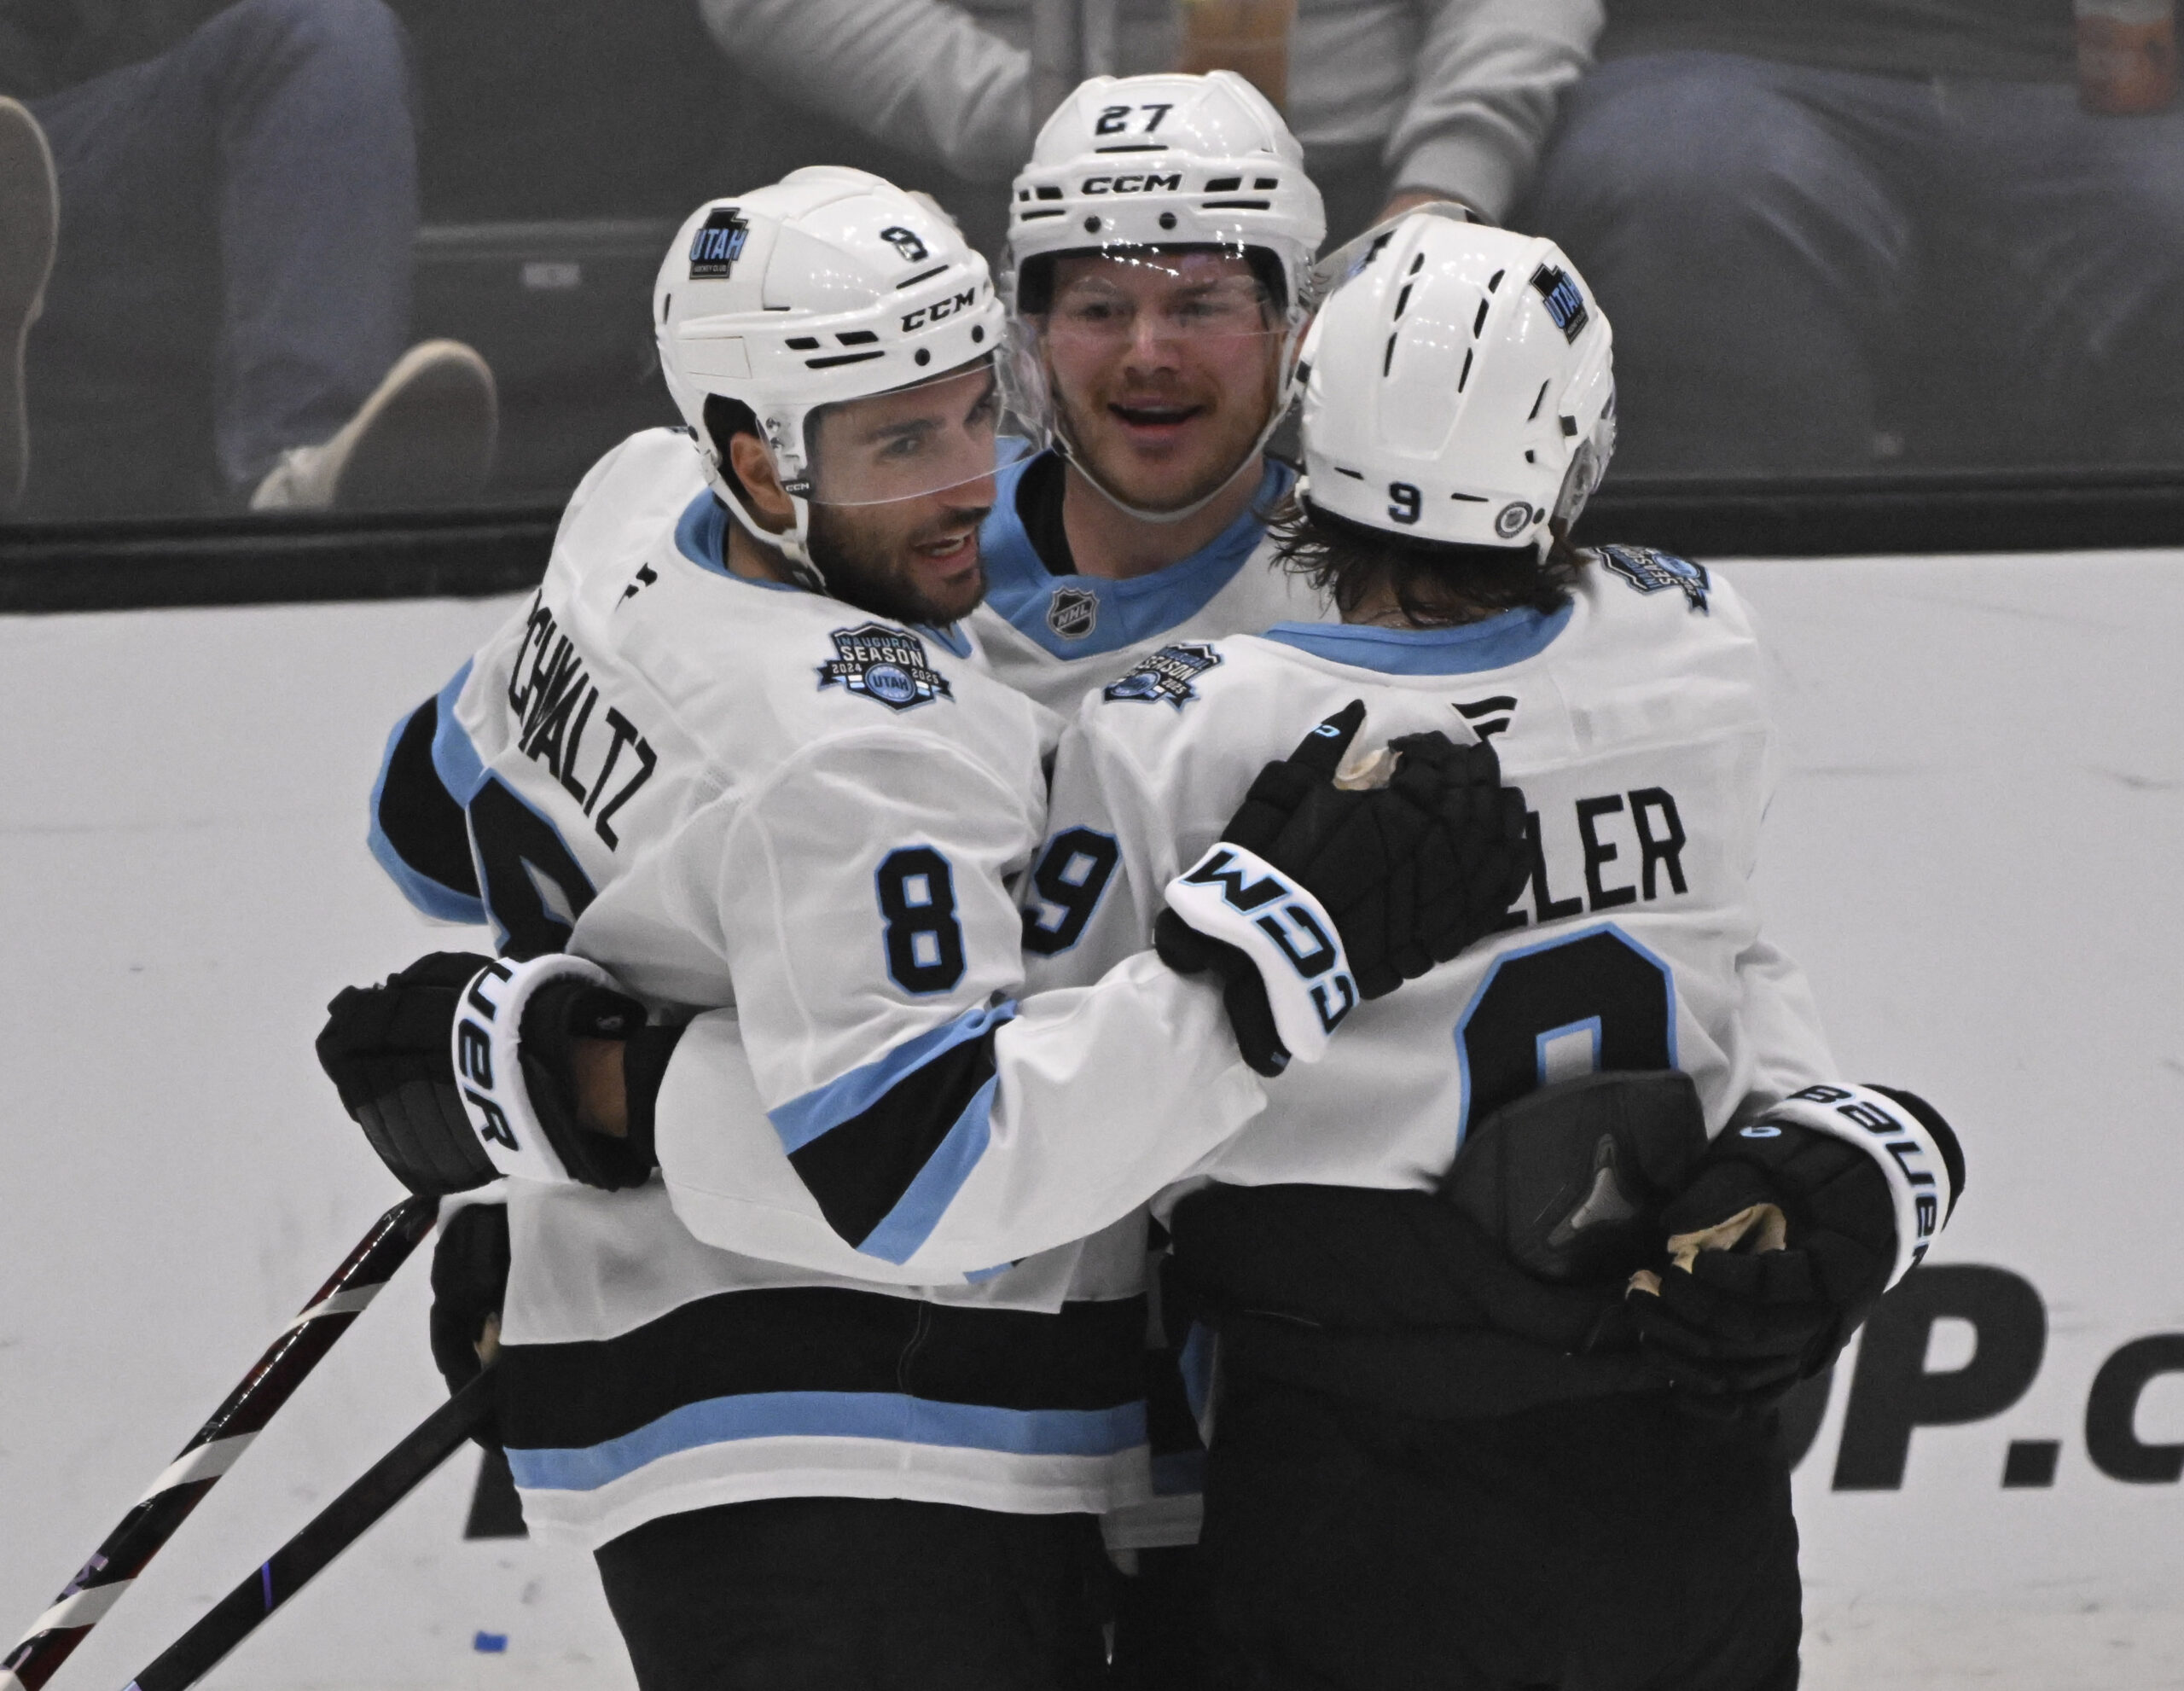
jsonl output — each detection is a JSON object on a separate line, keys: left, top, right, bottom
{"left": 1298, "top": 209, "right": 1615, "bottom": 553}
{"left": 654, "top": 167, "right": 1007, "bottom": 584}
{"left": 1004, "top": 72, "right": 1327, "bottom": 519}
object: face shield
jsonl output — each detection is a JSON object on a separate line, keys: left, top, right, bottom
{"left": 1308, "top": 200, "right": 1479, "bottom": 306}
{"left": 1008, "top": 246, "right": 1294, "bottom": 523}
{"left": 790, "top": 359, "right": 1025, "bottom": 512}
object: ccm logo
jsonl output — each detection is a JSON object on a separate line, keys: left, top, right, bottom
{"left": 1080, "top": 173, "right": 1182, "bottom": 195}
{"left": 901, "top": 288, "right": 979, "bottom": 332}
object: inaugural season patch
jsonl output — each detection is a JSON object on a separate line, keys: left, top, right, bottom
{"left": 1103, "top": 641, "right": 1222, "bottom": 710}
{"left": 1599, "top": 545, "right": 1710, "bottom": 614}
{"left": 1047, "top": 584, "right": 1099, "bottom": 641}
{"left": 817, "top": 624, "right": 954, "bottom": 712}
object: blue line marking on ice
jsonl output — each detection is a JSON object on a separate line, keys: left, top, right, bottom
{"left": 473, "top": 1633, "right": 508, "bottom": 1653}
{"left": 506, "top": 1392, "right": 1147, "bottom": 1493}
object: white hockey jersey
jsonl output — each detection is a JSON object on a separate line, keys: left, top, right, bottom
{"left": 368, "top": 427, "right": 1271, "bottom": 1549}
{"left": 968, "top": 450, "right": 1332, "bottom": 715}
{"left": 1027, "top": 549, "right": 1840, "bottom": 1200}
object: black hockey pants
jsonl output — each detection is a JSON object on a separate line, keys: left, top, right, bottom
{"left": 1199, "top": 1371, "right": 1804, "bottom": 1691}
{"left": 594, "top": 1496, "right": 1110, "bottom": 1691}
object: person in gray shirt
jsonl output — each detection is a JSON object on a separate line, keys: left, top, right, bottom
{"left": 697, "top": 0, "right": 1601, "bottom": 244}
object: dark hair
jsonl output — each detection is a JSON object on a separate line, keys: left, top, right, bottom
{"left": 1016, "top": 244, "right": 1287, "bottom": 317}
{"left": 1269, "top": 491, "right": 1583, "bottom": 625}
{"left": 701, "top": 393, "right": 762, "bottom": 502}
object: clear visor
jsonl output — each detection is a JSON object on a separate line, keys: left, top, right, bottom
{"left": 1031, "top": 250, "right": 1286, "bottom": 356}
{"left": 1309, "top": 200, "right": 1478, "bottom": 306}
{"left": 797, "top": 359, "right": 1026, "bottom": 508}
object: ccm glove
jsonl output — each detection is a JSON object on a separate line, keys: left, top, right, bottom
{"left": 1158, "top": 702, "right": 1531, "bottom": 1075}
{"left": 317, "top": 951, "right": 502, "bottom": 1196}
{"left": 1627, "top": 1084, "right": 1963, "bottom": 1412}
{"left": 428, "top": 1200, "right": 509, "bottom": 1449}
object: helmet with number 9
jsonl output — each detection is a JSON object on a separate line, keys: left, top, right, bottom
{"left": 654, "top": 167, "right": 1008, "bottom": 584}
{"left": 1003, "top": 72, "right": 1327, "bottom": 521}
{"left": 1298, "top": 209, "right": 1616, "bottom": 553}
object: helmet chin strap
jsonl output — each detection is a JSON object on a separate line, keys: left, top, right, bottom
{"left": 704, "top": 455, "right": 831, "bottom": 595}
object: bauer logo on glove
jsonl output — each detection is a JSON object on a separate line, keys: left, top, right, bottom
{"left": 451, "top": 953, "right": 618, "bottom": 1185}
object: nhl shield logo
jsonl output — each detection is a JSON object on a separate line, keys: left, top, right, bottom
{"left": 1598, "top": 544, "right": 1711, "bottom": 614}
{"left": 1047, "top": 585, "right": 1099, "bottom": 642}
{"left": 1103, "top": 641, "right": 1222, "bottom": 710}
{"left": 817, "top": 624, "right": 955, "bottom": 712}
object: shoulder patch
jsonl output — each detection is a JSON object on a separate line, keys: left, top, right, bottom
{"left": 817, "top": 623, "right": 955, "bottom": 712}
{"left": 1598, "top": 545, "right": 1710, "bottom": 614}
{"left": 1102, "top": 641, "right": 1223, "bottom": 710}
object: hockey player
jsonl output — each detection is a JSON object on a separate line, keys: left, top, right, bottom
{"left": 972, "top": 69, "right": 1334, "bottom": 716}
{"left": 325, "top": 172, "right": 1530, "bottom": 1691}
{"left": 1021, "top": 208, "right": 1968, "bottom": 1688}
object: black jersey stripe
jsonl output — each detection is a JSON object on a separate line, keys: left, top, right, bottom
{"left": 496, "top": 1284, "right": 1147, "bottom": 1454}
{"left": 374, "top": 694, "right": 481, "bottom": 900}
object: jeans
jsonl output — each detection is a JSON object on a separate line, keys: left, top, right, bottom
{"left": 1521, "top": 51, "right": 2184, "bottom": 475}
{"left": 25, "top": 0, "right": 415, "bottom": 516}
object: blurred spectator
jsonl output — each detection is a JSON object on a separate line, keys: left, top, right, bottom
{"left": 1519, "top": 2, "right": 2184, "bottom": 475}
{"left": 696, "top": 0, "right": 1601, "bottom": 246}
{"left": 0, "top": 0, "right": 496, "bottom": 520}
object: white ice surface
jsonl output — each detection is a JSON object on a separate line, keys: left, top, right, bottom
{"left": 0, "top": 552, "right": 2178, "bottom": 1686}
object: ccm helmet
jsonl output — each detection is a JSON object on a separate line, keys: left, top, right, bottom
{"left": 655, "top": 167, "right": 1009, "bottom": 584}
{"left": 1298, "top": 206, "right": 1615, "bottom": 552}
{"left": 1004, "top": 72, "right": 1327, "bottom": 521}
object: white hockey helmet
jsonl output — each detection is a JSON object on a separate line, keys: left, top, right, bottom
{"left": 655, "top": 167, "right": 1012, "bottom": 582}
{"left": 1003, "top": 72, "right": 1327, "bottom": 521}
{"left": 1298, "top": 206, "right": 1616, "bottom": 552}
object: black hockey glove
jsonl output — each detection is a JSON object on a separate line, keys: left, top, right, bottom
{"left": 1156, "top": 701, "right": 1531, "bottom": 1076}
{"left": 316, "top": 951, "right": 502, "bottom": 1196}
{"left": 317, "top": 952, "right": 682, "bottom": 1194}
{"left": 429, "top": 1200, "right": 509, "bottom": 1449}
{"left": 1627, "top": 1085, "right": 1961, "bottom": 1415}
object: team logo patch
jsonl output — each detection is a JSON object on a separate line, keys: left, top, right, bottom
{"left": 688, "top": 207, "right": 750, "bottom": 279}
{"left": 1599, "top": 545, "right": 1711, "bottom": 614}
{"left": 1103, "top": 641, "right": 1222, "bottom": 710}
{"left": 1047, "top": 585, "right": 1100, "bottom": 641}
{"left": 817, "top": 624, "right": 954, "bottom": 712}
{"left": 1495, "top": 501, "right": 1535, "bottom": 539}
{"left": 1531, "top": 264, "right": 1589, "bottom": 343}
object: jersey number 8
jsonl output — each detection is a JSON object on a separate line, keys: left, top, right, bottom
{"left": 877, "top": 846, "right": 967, "bottom": 995}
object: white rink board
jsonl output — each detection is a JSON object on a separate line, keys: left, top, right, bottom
{"left": 0, "top": 550, "right": 2178, "bottom": 1689}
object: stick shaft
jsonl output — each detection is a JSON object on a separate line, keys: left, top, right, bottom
{"left": 120, "top": 1372, "right": 494, "bottom": 1691}
{"left": 2, "top": 1196, "right": 438, "bottom": 1691}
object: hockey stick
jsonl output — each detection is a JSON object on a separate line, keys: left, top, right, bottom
{"left": 2, "top": 1196, "right": 438, "bottom": 1691}
{"left": 119, "top": 1368, "right": 495, "bottom": 1691}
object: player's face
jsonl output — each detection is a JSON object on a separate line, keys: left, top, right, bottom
{"left": 804, "top": 364, "right": 1001, "bottom": 626}
{"left": 1038, "top": 251, "right": 1284, "bottom": 514}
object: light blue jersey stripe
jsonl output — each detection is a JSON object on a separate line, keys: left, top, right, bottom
{"left": 1262, "top": 600, "right": 1572, "bottom": 675}
{"left": 366, "top": 676, "right": 488, "bottom": 925}
{"left": 507, "top": 1390, "right": 1147, "bottom": 1493}
{"left": 856, "top": 1073, "right": 998, "bottom": 1264}
{"left": 767, "top": 1000, "right": 1015, "bottom": 1153}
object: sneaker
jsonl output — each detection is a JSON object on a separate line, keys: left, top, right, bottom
{"left": 249, "top": 339, "right": 498, "bottom": 512}
{"left": 0, "top": 98, "right": 58, "bottom": 515}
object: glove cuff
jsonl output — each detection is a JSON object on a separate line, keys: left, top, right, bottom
{"left": 1757, "top": 1082, "right": 1958, "bottom": 1289}
{"left": 451, "top": 955, "right": 615, "bottom": 1184}
{"left": 1165, "top": 842, "right": 1357, "bottom": 1065}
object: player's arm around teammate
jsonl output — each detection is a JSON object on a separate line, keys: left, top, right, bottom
{"left": 1027, "top": 209, "right": 1967, "bottom": 1691}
